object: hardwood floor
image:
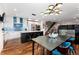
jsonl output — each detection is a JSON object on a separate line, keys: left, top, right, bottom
{"left": 1, "top": 39, "right": 79, "bottom": 55}
{"left": 73, "top": 44, "right": 79, "bottom": 55}
{"left": 1, "top": 39, "right": 45, "bottom": 55}
{"left": 1, "top": 39, "right": 31, "bottom": 55}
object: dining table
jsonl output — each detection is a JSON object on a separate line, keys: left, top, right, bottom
{"left": 32, "top": 35, "right": 70, "bottom": 55}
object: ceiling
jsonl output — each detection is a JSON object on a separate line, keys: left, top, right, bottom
{"left": 0, "top": 3, "right": 79, "bottom": 22}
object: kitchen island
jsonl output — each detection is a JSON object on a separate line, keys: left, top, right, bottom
{"left": 4, "top": 31, "right": 43, "bottom": 43}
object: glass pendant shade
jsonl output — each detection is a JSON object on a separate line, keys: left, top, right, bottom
{"left": 56, "top": 3, "right": 62, "bottom": 8}
{"left": 46, "top": 10, "right": 51, "bottom": 13}
{"left": 48, "top": 5, "right": 54, "bottom": 9}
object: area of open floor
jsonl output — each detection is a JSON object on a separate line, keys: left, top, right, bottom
{"left": 1, "top": 39, "right": 79, "bottom": 55}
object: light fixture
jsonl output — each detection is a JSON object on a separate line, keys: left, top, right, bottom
{"left": 48, "top": 5, "right": 54, "bottom": 9}
{"left": 13, "top": 8, "right": 17, "bottom": 11}
{"left": 55, "top": 13, "right": 59, "bottom": 15}
{"left": 44, "top": 14, "right": 48, "bottom": 16}
{"left": 58, "top": 11, "right": 62, "bottom": 14}
{"left": 55, "top": 3, "right": 63, "bottom": 8}
{"left": 41, "top": 12, "right": 44, "bottom": 15}
{"left": 46, "top": 9, "right": 51, "bottom": 13}
{"left": 50, "top": 13, "right": 53, "bottom": 15}
{"left": 41, "top": 3, "right": 63, "bottom": 16}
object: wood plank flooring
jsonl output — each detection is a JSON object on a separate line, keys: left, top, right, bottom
{"left": 1, "top": 39, "right": 79, "bottom": 55}
{"left": 1, "top": 39, "right": 33, "bottom": 55}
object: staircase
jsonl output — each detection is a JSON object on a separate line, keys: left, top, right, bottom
{"left": 45, "top": 21, "right": 57, "bottom": 35}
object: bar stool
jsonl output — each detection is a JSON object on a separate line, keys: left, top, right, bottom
{"left": 67, "top": 37, "right": 75, "bottom": 44}
{"left": 52, "top": 49, "right": 62, "bottom": 55}
{"left": 67, "top": 37, "right": 75, "bottom": 41}
{"left": 67, "top": 37, "right": 76, "bottom": 54}
{"left": 61, "top": 42, "right": 71, "bottom": 48}
{"left": 68, "top": 45, "right": 75, "bottom": 55}
{"left": 59, "top": 42, "right": 75, "bottom": 55}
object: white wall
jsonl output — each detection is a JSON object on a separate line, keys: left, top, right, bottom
{"left": 59, "top": 20, "right": 79, "bottom": 25}
{"left": 4, "top": 15, "right": 44, "bottom": 41}
{"left": 4, "top": 32, "right": 20, "bottom": 41}
{"left": 4, "top": 15, "right": 43, "bottom": 31}
{"left": 4, "top": 16, "right": 13, "bottom": 31}
{"left": 0, "top": 22, "right": 3, "bottom": 53}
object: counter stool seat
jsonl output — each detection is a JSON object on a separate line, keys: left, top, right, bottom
{"left": 59, "top": 42, "right": 71, "bottom": 48}
{"left": 52, "top": 49, "right": 62, "bottom": 55}
{"left": 67, "top": 37, "right": 75, "bottom": 41}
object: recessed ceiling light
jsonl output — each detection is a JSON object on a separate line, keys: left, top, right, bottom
{"left": 28, "top": 18, "right": 32, "bottom": 20}
{"left": 35, "top": 20, "right": 39, "bottom": 21}
{"left": 14, "top": 8, "right": 17, "bottom": 11}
